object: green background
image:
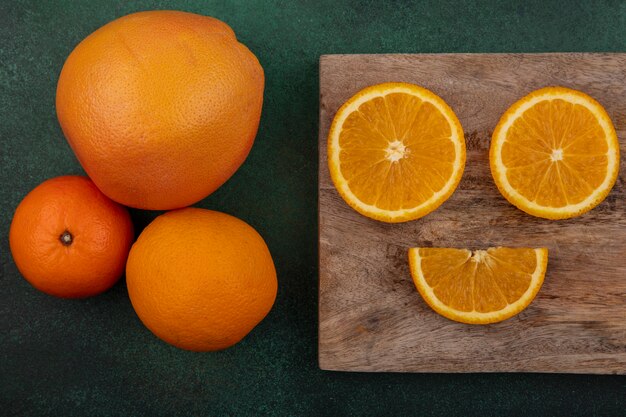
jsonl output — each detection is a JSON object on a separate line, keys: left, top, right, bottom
{"left": 1, "top": 0, "right": 625, "bottom": 415}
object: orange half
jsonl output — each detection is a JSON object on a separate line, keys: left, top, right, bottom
{"left": 328, "top": 82, "right": 465, "bottom": 223}
{"left": 490, "top": 86, "right": 619, "bottom": 219}
{"left": 409, "top": 247, "right": 548, "bottom": 324}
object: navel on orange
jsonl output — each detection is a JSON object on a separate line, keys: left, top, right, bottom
{"left": 490, "top": 86, "right": 619, "bottom": 219}
{"left": 328, "top": 82, "right": 465, "bottom": 223}
{"left": 408, "top": 247, "right": 548, "bottom": 324}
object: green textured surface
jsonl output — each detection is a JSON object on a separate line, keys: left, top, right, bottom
{"left": 1, "top": 0, "right": 625, "bottom": 415}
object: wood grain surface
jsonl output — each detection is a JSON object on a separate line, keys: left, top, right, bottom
{"left": 318, "top": 53, "right": 626, "bottom": 373}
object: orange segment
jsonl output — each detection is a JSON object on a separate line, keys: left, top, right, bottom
{"left": 490, "top": 86, "right": 619, "bottom": 219}
{"left": 328, "top": 82, "right": 465, "bottom": 223}
{"left": 409, "top": 247, "right": 548, "bottom": 324}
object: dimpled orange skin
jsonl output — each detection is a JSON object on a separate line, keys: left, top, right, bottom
{"left": 126, "top": 208, "right": 277, "bottom": 351}
{"left": 9, "top": 176, "right": 134, "bottom": 298}
{"left": 56, "top": 11, "right": 264, "bottom": 210}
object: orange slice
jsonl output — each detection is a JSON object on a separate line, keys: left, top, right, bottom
{"left": 327, "top": 82, "right": 465, "bottom": 223}
{"left": 490, "top": 86, "right": 619, "bottom": 219}
{"left": 408, "top": 247, "right": 548, "bottom": 324}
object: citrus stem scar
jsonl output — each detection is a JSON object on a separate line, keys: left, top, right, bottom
{"left": 59, "top": 230, "right": 73, "bottom": 246}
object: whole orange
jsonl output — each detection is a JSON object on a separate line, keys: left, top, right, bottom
{"left": 126, "top": 208, "right": 277, "bottom": 351}
{"left": 56, "top": 11, "right": 264, "bottom": 210}
{"left": 9, "top": 176, "right": 134, "bottom": 298}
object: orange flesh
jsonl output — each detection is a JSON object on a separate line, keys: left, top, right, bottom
{"left": 502, "top": 99, "right": 608, "bottom": 207}
{"left": 338, "top": 93, "right": 455, "bottom": 211}
{"left": 419, "top": 248, "right": 537, "bottom": 313}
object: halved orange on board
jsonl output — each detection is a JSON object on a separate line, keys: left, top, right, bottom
{"left": 327, "top": 82, "right": 465, "bottom": 223}
{"left": 490, "top": 86, "right": 620, "bottom": 220}
{"left": 408, "top": 247, "right": 548, "bottom": 324}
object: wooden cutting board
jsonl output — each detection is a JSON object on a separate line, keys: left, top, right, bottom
{"left": 318, "top": 53, "right": 626, "bottom": 373}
